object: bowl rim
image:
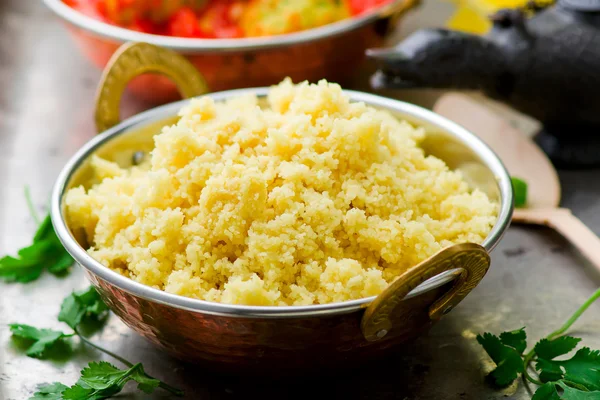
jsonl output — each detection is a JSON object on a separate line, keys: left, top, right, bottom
{"left": 51, "top": 87, "right": 514, "bottom": 318}
{"left": 42, "top": 0, "right": 402, "bottom": 53}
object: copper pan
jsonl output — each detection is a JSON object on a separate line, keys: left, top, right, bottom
{"left": 43, "top": 0, "right": 418, "bottom": 104}
{"left": 51, "top": 43, "right": 513, "bottom": 372}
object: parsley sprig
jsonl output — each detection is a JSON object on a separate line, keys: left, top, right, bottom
{"left": 0, "top": 189, "right": 73, "bottom": 282}
{"left": 9, "top": 324, "right": 74, "bottom": 358}
{"left": 478, "top": 287, "right": 600, "bottom": 399}
{"left": 10, "top": 287, "right": 183, "bottom": 399}
{"left": 32, "top": 361, "right": 175, "bottom": 400}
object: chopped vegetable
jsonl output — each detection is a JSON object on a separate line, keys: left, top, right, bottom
{"left": 511, "top": 176, "right": 528, "bottom": 208}
{"left": 63, "top": 0, "right": 392, "bottom": 38}
{"left": 478, "top": 287, "right": 600, "bottom": 398}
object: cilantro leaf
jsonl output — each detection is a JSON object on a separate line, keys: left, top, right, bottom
{"left": 511, "top": 177, "right": 528, "bottom": 208}
{"left": 532, "top": 382, "right": 561, "bottom": 400}
{"left": 59, "top": 287, "right": 109, "bottom": 330}
{"left": 9, "top": 324, "right": 73, "bottom": 358}
{"left": 533, "top": 381, "right": 600, "bottom": 400}
{"left": 500, "top": 327, "right": 527, "bottom": 354}
{"left": 61, "top": 362, "right": 162, "bottom": 400}
{"left": 29, "top": 382, "right": 68, "bottom": 399}
{"left": 535, "top": 337, "right": 582, "bottom": 360}
{"left": 536, "top": 357, "right": 564, "bottom": 383}
{"left": 536, "top": 348, "right": 600, "bottom": 391}
{"left": 477, "top": 332, "right": 524, "bottom": 386}
{"left": 0, "top": 255, "right": 44, "bottom": 283}
{"left": 129, "top": 365, "right": 161, "bottom": 393}
{"left": 79, "top": 361, "right": 127, "bottom": 390}
{"left": 0, "top": 213, "right": 74, "bottom": 283}
{"left": 560, "top": 348, "right": 600, "bottom": 391}
{"left": 61, "top": 383, "right": 102, "bottom": 400}
{"left": 47, "top": 251, "right": 75, "bottom": 274}
{"left": 33, "top": 215, "right": 54, "bottom": 243}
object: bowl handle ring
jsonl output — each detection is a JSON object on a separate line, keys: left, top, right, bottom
{"left": 361, "top": 242, "right": 490, "bottom": 342}
{"left": 94, "top": 42, "right": 209, "bottom": 133}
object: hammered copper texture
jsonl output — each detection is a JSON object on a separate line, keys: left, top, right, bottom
{"left": 65, "top": 21, "right": 389, "bottom": 104}
{"left": 86, "top": 269, "right": 449, "bottom": 372}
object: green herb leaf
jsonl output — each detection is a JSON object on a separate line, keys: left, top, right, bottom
{"left": 511, "top": 177, "right": 528, "bottom": 208}
{"left": 9, "top": 324, "right": 73, "bottom": 358}
{"left": 477, "top": 332, "right": 524, "bottom": 386}
{"left": 532, "top": 382, "right": 562, "bottom": 400}
{"left": 29, "top": 382, "right": 68, "bottom": 399}
{"left": 129, "top": 365, "right": 161, "bottom": 394}
{"left": 536, "top": 348, "right": 600, "bottom": 391}
{"left": 0, "top": 213, "right": 74, "bottom": 283}
{"left": 0, "top": 255, "right": 45, "bottom": 283}
{"left": 533, "top": 381, "right": 600, "bottom": 400}
{"left": 79, "top": 361, "right": 128, "bottom": 390}
{"left": 499, "top": 327, "right": 527, "bottom": 354}
{"left": 59, "top": 287, "right": 109, "bottom": 330}
{"left": 33, "top": 215, "right": 55, "bottom": 243}
{"left": 536, "top": 357, "right": 564, "bottom": 383}
{"left": 479, "top": 288, "right": 600, "bottom": 397}
{"left": 47, "top": 252, "right": 75, "bottom": 274}
{"left": 560, "top": 348, "right": 600, "bottom": 391}
{"left": 61, "top": 383, "right": 101, "bottom": 400}
{"left": 60, "top": 362, "right": 161, "bottom": 400}
{"left": 535, "top": 337, "right": 582, "bottom": 360}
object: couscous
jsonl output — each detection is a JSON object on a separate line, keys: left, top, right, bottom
{"left": 65, "top": 79, "right": 497, "bottom": 306}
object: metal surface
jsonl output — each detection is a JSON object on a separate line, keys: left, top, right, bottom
{"left": 2, "top": 1, "right": 600, "bottom": 399}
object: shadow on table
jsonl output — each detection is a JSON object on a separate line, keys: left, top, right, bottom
{"left": 124, "top": 315, "right": 503, "bottom": 400}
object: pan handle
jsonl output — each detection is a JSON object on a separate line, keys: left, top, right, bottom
{"left": 361, "top": 243, "right": 490, "bottom": 342}
{"left": 94, "top": 42, "right": 209, "bottom": 133}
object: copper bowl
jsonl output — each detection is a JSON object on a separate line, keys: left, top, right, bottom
{"left": 42, "top": 0, "right": 417, "bottom": 104}
{"left": 51, "top": 43, "right": 513, "bottom": 372}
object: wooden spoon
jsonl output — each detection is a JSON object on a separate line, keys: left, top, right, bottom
{"left": 434, "top": 93, "right": 600, "bottom": 270}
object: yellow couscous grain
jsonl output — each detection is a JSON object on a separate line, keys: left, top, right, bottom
{"left": 65, "top": 79, "right": 497, "bottom": 306}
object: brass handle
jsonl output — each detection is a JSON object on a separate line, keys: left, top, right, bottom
{"left": 94, "top": 42, "right": 209, "bottom": 133}
{"left": 361, "top": 243, "right": 490, "bottom": 342}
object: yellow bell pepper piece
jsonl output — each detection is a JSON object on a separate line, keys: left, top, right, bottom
{"left": 445, "top": 0, "right": 554, "bottom": 34}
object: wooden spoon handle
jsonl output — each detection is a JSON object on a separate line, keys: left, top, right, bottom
{"left": 514, "top": 208, "right": 600, "bottom": 270}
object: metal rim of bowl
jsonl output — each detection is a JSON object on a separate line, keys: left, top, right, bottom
{"left": 42, "top": 0, "right": 403, "bottom": 53}
{"left": 51, "top": 88, "right": 514, "bottom": 318}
